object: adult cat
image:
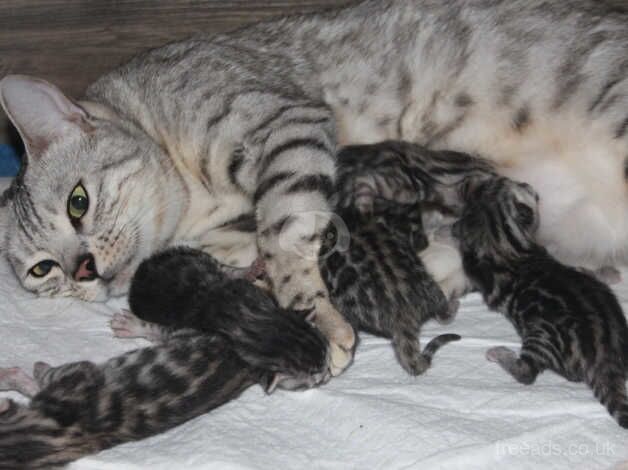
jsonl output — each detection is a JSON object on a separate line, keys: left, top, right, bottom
{"left": 1, "top": 0, "right": 628, "bottom": 375}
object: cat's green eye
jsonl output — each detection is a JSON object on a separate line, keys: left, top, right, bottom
{"left": 29, "top": 260, "right": 57, "bottom": 278}
{"left": 67, "top": 183, "right": 89, "bottom": 221}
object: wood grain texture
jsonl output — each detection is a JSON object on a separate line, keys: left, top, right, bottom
{"left": 0, "top": 0, "right": 354, "bottom": 143}
{"left": 1, "top": 0, "right": 627, "bottom": 144}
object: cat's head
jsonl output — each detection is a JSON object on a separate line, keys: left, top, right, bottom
{"left": 452, "top": 176, "right": 540, "bottom": 261}
{"left": 0, "top": 75, "right": 184, "bottom": 301}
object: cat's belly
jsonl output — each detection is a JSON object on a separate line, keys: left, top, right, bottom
{"left": 335, "top": 96, "right": 628, "bottom": 268}
{"left": 449, "top": 111, "right": 628, "bottom": 268}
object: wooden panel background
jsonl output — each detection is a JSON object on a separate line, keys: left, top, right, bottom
{"left": 1, "top": 0, "right": 627, "bottom": 145}
{"left": 0, "top": 0, "right": 353, "bottom": 144}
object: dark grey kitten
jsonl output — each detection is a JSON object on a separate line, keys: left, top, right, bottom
{"left": 128, "top": 246, "right": 330, "bottom": 390}
{"left": 0, "top": 331, "right": 263, "bottom": 469}
{"left": 452, "top": 176, "right": 628, "bottom": 428}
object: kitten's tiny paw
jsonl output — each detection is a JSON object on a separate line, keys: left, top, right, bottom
{"left": 246, "top": 258, "right": 267, "bottom": 282}
{"left": 402, "top": 355, "right": 430, "bottom": 376}
{"left": 0, "top": 398, "right": 11, "bottom": 414}
{"left": 596, "top": 266, "right": 622, "bottom": 285}
{"left": 436, "top": 299, "right": 459, "bottom": 325}
{"left": 0, "top": 367, "right": 39, "bottom": 396}
{"left": 486, "top": 346, "right": 516, "bottom": 363}
{"left": 110, "top": 310, "right": 145, "bottom": 338}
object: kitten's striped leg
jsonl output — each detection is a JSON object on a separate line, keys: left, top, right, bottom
{"left": 486, "top": 346, "right": 540, "bottom": 385}
{"left": 251, "top": 112, "right": 355, "bottom": 376}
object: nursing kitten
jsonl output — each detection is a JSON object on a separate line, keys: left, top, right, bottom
{"left": 127, "top": 246, "right": 330, "bottom": 389}
{"left": 334, "top": 141, "right": 496, "bottom": 214}
{"left": 0, "top": 331, "right": 264, "bottom": 469}
{"left": 453, "top": 176, "right": 628, "bottom": 428}
{"left": 333, "top": 141, "right": 493, "bottom": 302}
{"left": 2, "top": 0, "right": 628, "bottom": 375}
{"left": 319, "top": 197, "right": 460, "bottom": 375}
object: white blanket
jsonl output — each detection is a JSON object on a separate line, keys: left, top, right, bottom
{"left": 0, "top": 179, "right": 626, "bottom": 470}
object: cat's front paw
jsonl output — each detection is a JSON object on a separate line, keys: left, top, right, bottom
{"left": 313, "top": 302, "right": 356, "bottom": 376}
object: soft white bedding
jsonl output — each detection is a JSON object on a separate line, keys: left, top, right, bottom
{"left": 1, "top": 178, "right": 627, "bottom": 470}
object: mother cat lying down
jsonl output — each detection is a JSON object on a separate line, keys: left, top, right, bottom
{"left": 1, "top": 0, "right": 628, "bottom": 376}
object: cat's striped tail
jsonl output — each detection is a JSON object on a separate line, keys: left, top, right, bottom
{"left": 589, "top": 365, "right": 628, "bottom": 428}
{"left": 0, "top": 398, "right": 103, "bottom": 469}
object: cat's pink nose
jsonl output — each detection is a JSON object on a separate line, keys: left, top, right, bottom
{"left": 73, "top": 253, "right": 97, "bottom": 281}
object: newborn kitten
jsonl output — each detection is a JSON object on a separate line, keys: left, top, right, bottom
{"left": 320, "top": 194, "right": 460, "bottom": 376}
{"left": 0, "top": 330, "right": 265, "bottom": 469}
{"left": 334, "top": 141, "right": 494, "bottom": 303}
{"left": 453, "top": 176, "right": 628, "bottom": 428}
{"left": 128, "top": 247, "right": 330, "bottom": 390}
{"left": 334, "top": 141, "right": 496, "bottom": 215}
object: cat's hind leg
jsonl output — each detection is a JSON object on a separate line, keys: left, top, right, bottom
{"left": 486, "top": 346, "right": 541, "bottom": 385}
{"left": 0, "top": 367, "right": 39, "bottom": 397}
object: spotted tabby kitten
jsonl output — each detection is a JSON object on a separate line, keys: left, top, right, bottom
{"left": 332, "top": 141, "right": 495, "bottom": 303}
{"left": 3, "top": 0, "right": 628, "bottom": 377}
{"left": 453, "top": 176, "right": 628, "bottom": 428}
{"left": 320, "top": 196, "right": 460, "bottom": 376}
{"left": 0, "top": 332, "right": 263, "bottom": 469}
{"left": 127, "top": 246, "right": 330, "bottom": 389}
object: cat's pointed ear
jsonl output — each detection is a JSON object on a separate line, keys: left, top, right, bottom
{"left": 0, "top": 75, "right": 93, "bottom": 159}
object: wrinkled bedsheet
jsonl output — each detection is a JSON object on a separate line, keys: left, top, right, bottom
{"left": 0, "top": 180, "right": 626, "bottom": 470}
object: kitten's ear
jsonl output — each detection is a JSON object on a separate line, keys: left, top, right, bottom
{"left": 0, "top": 75, "right": 93, "bottom": 159}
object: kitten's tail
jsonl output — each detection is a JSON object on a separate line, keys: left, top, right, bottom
{"left": 0, "top": 399, "right": 102, "bottom": 469}
{"left": 589, "top": 365, "right": 628, "bottom": 429}
{"left": 421, "top": 334, "right": 462, "bottom": 363}
{"left": 393, "top": 332, "right": 461, "bottom": 376}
